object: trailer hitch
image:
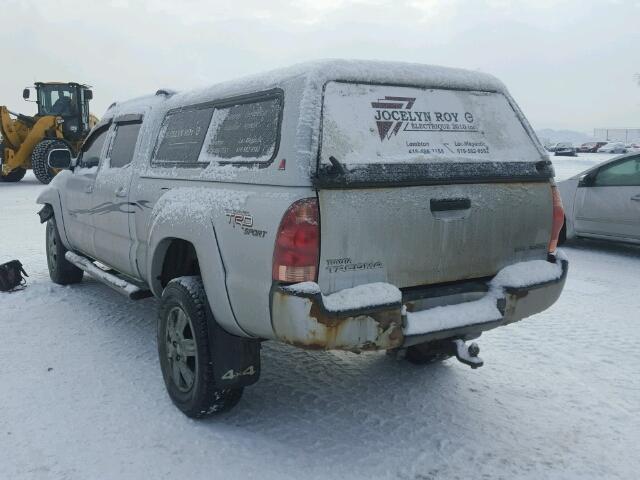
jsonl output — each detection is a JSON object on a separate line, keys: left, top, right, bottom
{"left": 451, "top": 339, "right": 483, "bottom": 369}
{"left": 392, "top": 338, "right": 484, "bottom": 368}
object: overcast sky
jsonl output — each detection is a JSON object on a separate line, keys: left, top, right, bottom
{"left": 1, "top": 0, "right": 638, "bottom": 133}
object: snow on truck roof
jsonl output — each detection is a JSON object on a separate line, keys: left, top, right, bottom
{"left": 172, "top": 59, "right": 506, "bottom": 102}
{"left": 104, "top": 59, "right": 507, "bottom": 118}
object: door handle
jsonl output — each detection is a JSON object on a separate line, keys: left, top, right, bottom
{"left": 84, "top": 185, "right": 93, "bottom": 193}
{"left": 430, "top": 198, "right": 471, "bottom": 212}
{"left": 631, "top": 195, "right": 640, "bottom": 202}
{"left": 115, "top": 187, "right": 127, "bottom": 198}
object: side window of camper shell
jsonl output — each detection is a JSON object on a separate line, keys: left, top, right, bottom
{"left": 151, "top": 90, "right": 283, "bottom": 168}
{"left": 200, "top": 93, "right": 283, "bottom": 166}
{"left": 151, "top": 105, "right": 214, "bottom": 166}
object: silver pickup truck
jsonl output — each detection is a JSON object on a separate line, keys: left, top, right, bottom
{"left": 37, "top": 60, "right": 568, "bottom": 418}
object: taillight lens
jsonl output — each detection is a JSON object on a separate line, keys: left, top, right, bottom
{"left": 272, "top": 198, "right": 319, "bottom": 282}
{"left": 548, "top": 185, "right": 564, "bottom": 253}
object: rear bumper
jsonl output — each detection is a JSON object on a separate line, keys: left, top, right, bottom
{"left": 270, "top": 255, "right": 568, "bottom": 352}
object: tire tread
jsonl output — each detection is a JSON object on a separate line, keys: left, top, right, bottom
{"left": 32, "top": 140, "right": 67, "bottom": 185}
{"left": 46, "top": 219, "right": 84, "bottom": 285}
{"left": 0, "top": 142, "right": 26, "bottom": 182}
{"left": 159, "top": 276, "right": 242, "bottom": 418}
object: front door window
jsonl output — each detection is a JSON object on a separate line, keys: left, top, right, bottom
{"left": 594, "top": 156, "right": 640, "bottom": 187}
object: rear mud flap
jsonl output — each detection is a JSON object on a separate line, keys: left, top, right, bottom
{"left": 207, "top": 318, "right": 261, "bottom": 388}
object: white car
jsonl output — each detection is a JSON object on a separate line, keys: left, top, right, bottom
{"left": 625, "top": 143, "right": 640, "bottom": 153}
{"left": 558, "top": 153, "right": 640, "bottom": 245}
{"left": 597, "top": 142, "right": 627, "bottom": 154}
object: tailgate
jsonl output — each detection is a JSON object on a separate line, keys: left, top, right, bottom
{"left": 317, "top": 183, "right": 552, "bottom": 293}
{"left": 315, "top": 82, "right": 553, "bottom": 294}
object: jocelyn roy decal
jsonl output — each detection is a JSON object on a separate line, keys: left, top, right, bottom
{"left": 371, "top": 96, "right": 478, "bottom": 141}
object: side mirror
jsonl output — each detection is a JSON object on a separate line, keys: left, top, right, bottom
{"left": 48, "top": 149, "right": 73, "bottom": 170}
{"left": 578, "top": 172, "right": 596, "bottom": 187}
{"left": 85, "top": 90, "right": 93, "bottom": 101}
{"left": 22, "top": 88, "right": 30, "bottom": 99}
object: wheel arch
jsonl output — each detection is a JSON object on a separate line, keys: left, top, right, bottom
{"left": 36, "top": 185, "right": 73, "bottom": 249}
{"left": 154, "top": 238, "right": 201, "bottom": 290}
{"left": 147, "top": 229, "right": 250, "bottom": 338}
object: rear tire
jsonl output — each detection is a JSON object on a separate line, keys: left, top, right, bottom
{"left": 158, "top": 276, "right": 243, "bottom": 418}
{"left": 405, "top": 340, "right": 453, "bottom": 365}
{"left": 46, "top": 218, "right": 84, "bottom": 285}
{"left": 0, "top": 142, "right": 26, "bottom": 182}
{"left": 31, "top": 140, "right": 67, "bottom": 185}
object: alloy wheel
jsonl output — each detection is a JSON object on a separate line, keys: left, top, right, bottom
{"left": 165, "top": 306, "right": 198, "bottom": 392}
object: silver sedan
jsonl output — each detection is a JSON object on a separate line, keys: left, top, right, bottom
{"left": 558, "top": 153, "right": 640, "bottom": 245}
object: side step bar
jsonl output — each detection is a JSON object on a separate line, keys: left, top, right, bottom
{"left": 65, "top": 252, "right": 153, "bottom": 300}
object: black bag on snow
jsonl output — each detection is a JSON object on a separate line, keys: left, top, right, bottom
{"left": 0, "top": 260, "right": 28, "bottom": 292}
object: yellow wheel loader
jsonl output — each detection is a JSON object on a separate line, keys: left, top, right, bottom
{"left": 0, "top": 82, "right": 98, "bottom": 184}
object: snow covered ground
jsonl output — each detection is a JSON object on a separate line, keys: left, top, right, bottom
{"left": 1, "top": 156, "right": 638, "bottom": 479}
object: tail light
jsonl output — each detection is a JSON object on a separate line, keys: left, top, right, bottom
{"left": 272, "top": 198, "right": 319, "bottom": 283}
{"left": 548, "top": 185, "right": 564, "bottom": 253}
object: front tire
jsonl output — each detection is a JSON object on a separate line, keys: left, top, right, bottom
{"left": 158, "top": 276, "right": 243, "bottom": 418}
{"left": 0, "top": 142, "right": 26, "bottom": 183}
{"left": 46, "top": 218, "right": 84, "bottom": 285}
{"left": 0, "top": 167, "right": 26, "bottom": 183}
{"left": 31, "top": 140, "right": 67, "bottom": 185}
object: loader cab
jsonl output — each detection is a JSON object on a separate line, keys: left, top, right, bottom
{"left": 32, "top": 82, "right": 93, "bottom": 141}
